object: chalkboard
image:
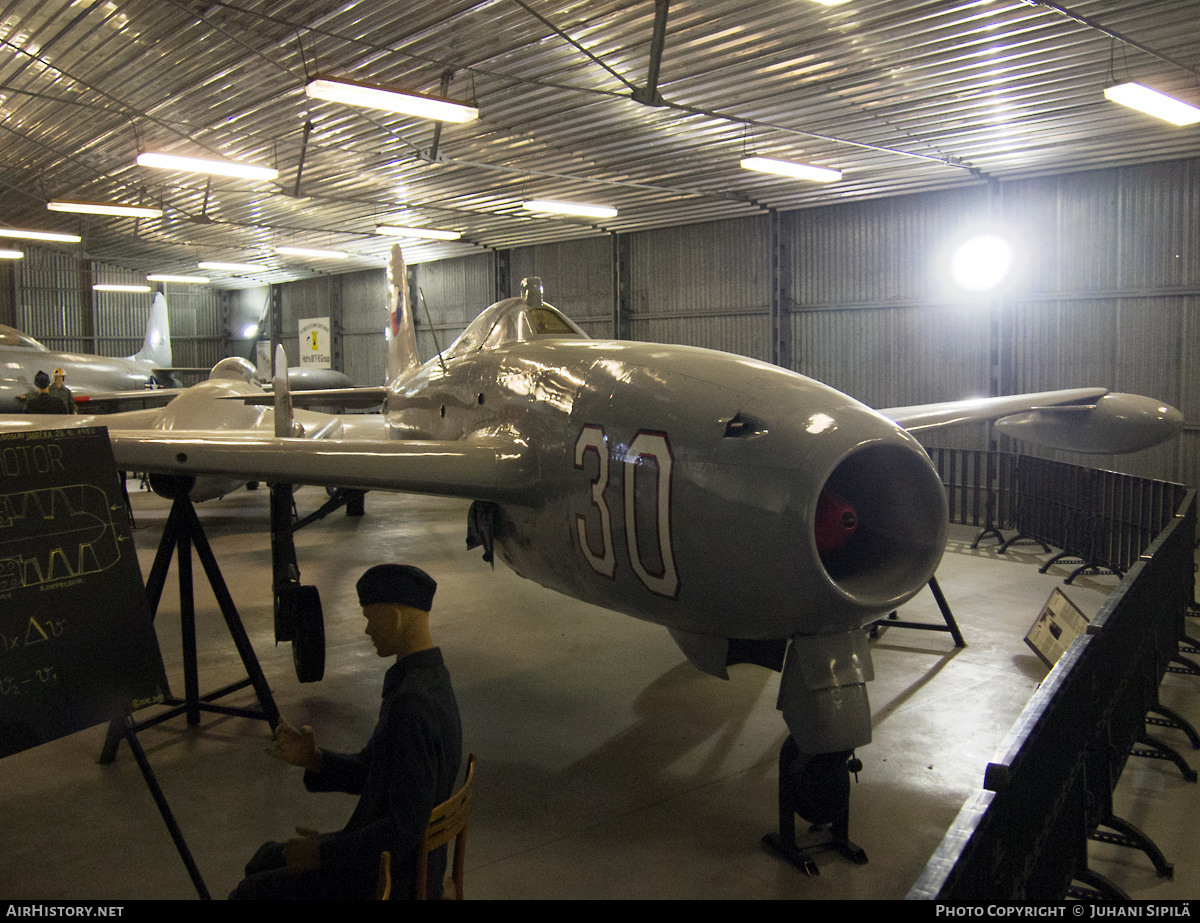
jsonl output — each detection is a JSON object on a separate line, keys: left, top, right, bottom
{"left": 0, "top": 426, "right": 169, "bottom": 758}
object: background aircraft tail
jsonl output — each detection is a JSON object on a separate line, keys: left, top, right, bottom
{"left": 131, "top": 292, "right": 173, "bottom": 368}
{"left": 386, "top": 244, "right": 421, "bottom": 383}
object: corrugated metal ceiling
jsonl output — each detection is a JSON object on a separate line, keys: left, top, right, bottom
{"left": 0, "top": 0, "right": 1196, "bottom": 287}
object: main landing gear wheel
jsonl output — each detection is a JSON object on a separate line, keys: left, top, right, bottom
{"left": 762, "top": 735, "right": 868, "bottom": 874}
{"left": 277, "top": 584, "right": 325, "bottom": 683}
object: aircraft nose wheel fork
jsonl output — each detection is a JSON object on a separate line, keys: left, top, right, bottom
{"left": 761, "top": 736, "right": 868, "bottom": 875}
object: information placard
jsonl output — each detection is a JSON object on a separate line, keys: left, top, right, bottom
{"left": 0, "top": 426, "right": 169, "bottom": 758}
{"left": 1024, "top": 587, "right": 1090, "bottom": 669}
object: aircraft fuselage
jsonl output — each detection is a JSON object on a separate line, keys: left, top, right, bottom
{"left": 387, "top": 336, "right": 948, "bottom": 642}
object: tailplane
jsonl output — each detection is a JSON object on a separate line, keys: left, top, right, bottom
{"left": 132, "top": 292, "right": 173, "bottom": 368}
{"left": 386, "top": 244, "right": 421, "bottom": 383}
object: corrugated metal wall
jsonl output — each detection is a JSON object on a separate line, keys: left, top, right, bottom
{"left": 996, "top": 161, "right": 1200, "bottom": 482}
{"left": 14, "top": 247, "right": 85, "bottom": 349}
{"left": 10, "top": 248, "right": 225, "bottom": 370}
{"left": 409, "top": 253, "right": 495, "bottom": 363}
{"left": 341, "top": 268, "right": 387, "bottom": 388}
{"left": 510, "top": 237, "right": 613, "bottom": 337}
{"left": 627, "top": 217, "right": 773, "bottom": 362}
{"left": 157, "top": 282, "right": 225, "bottom": 371}
{"left": 0, "top": 261, "right": 13, "bottom": 327}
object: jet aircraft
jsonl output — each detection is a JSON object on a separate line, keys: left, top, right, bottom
{"left": 0, "top": 292, "right": 178, "bottom": 411}
{"left": 1, "top": 245, "right": 1183, "bottom": 810}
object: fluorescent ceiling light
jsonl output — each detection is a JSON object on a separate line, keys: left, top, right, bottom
{"left": 48, "top": 200, "right": 163, "bottom": 219}
{"left": 94, "top": 284, "right": 152, "bottom": 293}
{"left": 137, "top": 152, "right": 278, "bottom": 181}
{"left": 375, "top": 225, "right": 462, "bottom": 241}
{"left": 522, "top": 200, "right": 618, "bottom": 219}
{"left": 306, "top": 78, "right": 478, "bottom": 123}
{"left": 198, "top": 261, "right": 265, "bottom": 272}
{"left": 1103, "top": 83, "right": 1200, "bottom": 126}
{"left": 741, "top": 156, "right": 842, "bottom": 183}
{"left": 275, "top": 245, "right": 349, "bottom": 259}
{"left": 147, "top": 274, "right": 209, "bottom": 284}
{"left": 0, "top": 250, "right": 23, "bottom": 259}
{"left": 0, "top": 228, "right": 82, "bottom": 243}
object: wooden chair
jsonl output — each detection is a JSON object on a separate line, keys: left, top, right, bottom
{"left": 376, "top": 753, "right": 477, "bottom": 900}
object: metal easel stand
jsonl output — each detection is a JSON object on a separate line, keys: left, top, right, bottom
{"left": 100, "top": 477, "right": 280, "bottom": 764}
{"left": 867, "top": 576, "right": 966, "bottom": 648}
{"left": 120, "top": 715, "right": 212, "bottom": 899}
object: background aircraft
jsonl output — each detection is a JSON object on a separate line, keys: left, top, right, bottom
{"left": 0, "top": 246, "right": 1182, "bottom": 814}
{"left": 0, "top": 292, "right": 178, "bottom": 411}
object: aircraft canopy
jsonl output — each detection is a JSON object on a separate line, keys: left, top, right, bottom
{"left": 445, "top": 298, "right": 587, "bottom": 360}
{"left": 0, "top": 325, "right": 47, "bottom": 350}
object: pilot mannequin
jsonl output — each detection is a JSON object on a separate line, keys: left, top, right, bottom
{"left": 230, "top": 564, "right": 462, "bottom": 900}
{"left": 24, "top": 371, "right": 67, "bottom": 414}
{"left": 49, "top": 368, "right": 76, "bottom": 413}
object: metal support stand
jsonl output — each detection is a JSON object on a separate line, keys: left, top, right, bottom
{"left": 1131, "top": 732, "right": 1198, "bottom": 783}
{"left": 293, "top": 487, "right": 366, "bottom": 531}
{"left": 970, "top": 524, "right": 1005, "bottom": 548}
{"left": 761, "top": 736, "right": 867, "bottom": 875}
{"left": 121, "top": 716, "right": 211, "bottom": 899}
{"left": 998, "top": 533, "right": 1052, "bottom": 556}
{"left": 1167, "top": 653, "right": 1200, "bottom": 678}
{"left": 1090, "top": 814, "right": 1174, "bottom": 879}
{"left": 867, "top": 576, "right": 966, "bottom": 648}
{"left": 1146, "top": 704, "right": 1200, "bottom": 750}
{"left": 1060, "top": 560, "right": 1122, "bottom": 584}
{"left": 1068, "top": 868, "right": 1131, "bottom": 901}
{"left": 99, "top": 483, "right": 279, "bottom": 764}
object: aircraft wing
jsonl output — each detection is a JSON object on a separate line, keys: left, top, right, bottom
{"left": 74, "top": 388, "right": 183, "bottom": 412}
{"left": 881, "top": 387, "right": 1183, "bottom": 454}
{"left": 225, "top": 386, "right": 388, "bottom": 409}
{"left": 106, "top": 428, "right": 536, "bottom": 502}
{"left": 881, "top": 388, "right": 1106, "bottom": 432}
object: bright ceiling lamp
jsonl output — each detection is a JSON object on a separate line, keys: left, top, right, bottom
{"left": 375, "top": 225, "right": 462, "bottom": 241}
{"left": 147, "top": 273, "right": 209, "bottom": 284}
{"left": 741, "top": 156, "right": 841, "bottom": 183}
{"left": 137, "top": 152, "right": 278, "bottom": 181}
{"left": 275, "top": 245, "right": 349, "bottom": 259}
{"left": 0, "top": 250, "right": 23, "bottom": 259}
{"left": 94, "top": 284, "right": 152, "bottom": 293}
{"left": 48, "top": 200, "right": 163, "bottom": 219}
{"left": 198, "top": 261, "right": 265, "bottom": 272}
{"left": 1103, "top": 83, "right": 1200, "bottom": 126}
{"left": 951, "top": 235, "right": 1012, "bottom": 291}
{"left": 0, "top": 228, "right": 81, "bottom": 242}
{"left": 306, "top": 77, "right": 478, "bottom": 123}
{"left": 522, "top": 200, "right": 618, "bottom": 219}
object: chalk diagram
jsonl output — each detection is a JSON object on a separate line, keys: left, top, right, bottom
{"left": 0, "top": 485, "right": 123, "bottom": 592}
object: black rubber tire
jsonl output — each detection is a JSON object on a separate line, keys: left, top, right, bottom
{"left": 291, "top": 585, "right": 326, "bottom": 683}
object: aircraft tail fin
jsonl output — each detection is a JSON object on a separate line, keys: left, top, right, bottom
{"left": 132, "top": 292, "right": 173, "bottom": 368}
{"left": 386, "top": 244, "right": 421, "bottom": 383}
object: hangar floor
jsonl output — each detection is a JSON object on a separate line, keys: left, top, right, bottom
{"left": 2, "top": 484, "right": 1198, "bottom": 901}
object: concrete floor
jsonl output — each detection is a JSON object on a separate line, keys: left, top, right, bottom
{"left": 2, "top": 483, "right": 1198, "bottom": 900}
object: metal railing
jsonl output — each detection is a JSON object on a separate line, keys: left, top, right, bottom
{"left": 927, "top": 448, "right": 1188, "bottom": 579}
{"left": 908, "top": 487, "right": 1196, "bottom": 900}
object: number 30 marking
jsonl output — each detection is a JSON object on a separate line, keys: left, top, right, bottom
{"left": 574, "top": 426, "right": 678, "bottom": 598}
